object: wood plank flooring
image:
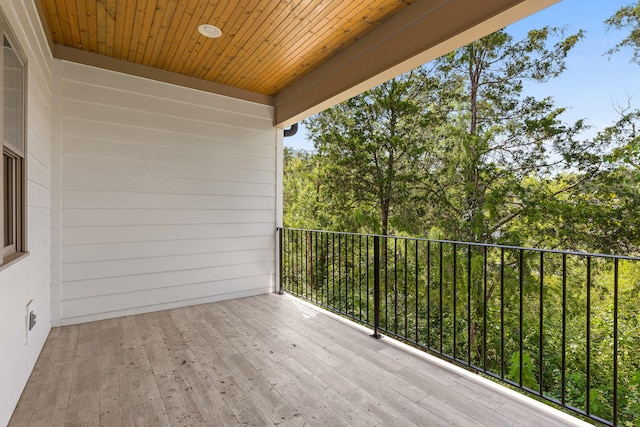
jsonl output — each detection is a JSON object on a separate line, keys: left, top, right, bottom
{"left": 10, "top": 293, "right": 589, "bottom": 426}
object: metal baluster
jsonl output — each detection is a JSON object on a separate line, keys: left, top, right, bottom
{"left": 539, "top": 251, "right": 544, "bottom": 396}
{"left": 483, "top": 247, "right": 488, "bottom": 372}
{"left": 345, "top": 234, "right": 349, "bottom": 316}
{"left": 372, "top": 236, "right": 381, "bottom": 339}
{"left": 427, "top": 241, "right": 431, "bottom": 348}
{"left": 338, "top": 234, "right": 342, "bottom": 313}
{"left": 453, "top": 242, "right": 457, "bottom": 360}
{"left": 586, "top": 256, "right": 591, "bottom": 415}
{"left": 468, "top": 244, "right": 472, "bottom": 365}
{"left": 332, "top": 233, "right": 336, "bottom": 309}
{"left": 278, "top": 228, "right": 283, "bottom": 294}
{"left": 439, "top": 242, "right": 443, "bottom": 354}
{"left": 394, "top": 238, "right": 398, "bottom": 335}
{"left": 352, "top": 234, "right": 356, "bottom": 319}
{"left": 308, "top": 231, "right": 312, "bottom": 302}
{"left": 385, "top": 237, "right": 389, "bottom": 332}
{"left": 519, "top": 249, "right": 524, "bottom": 387}
{"left": 404, "top": 238, "right": 408, "bottom": 339}
{"left": 314, "top": 231, "right": 318, "bottom": 303}
{"left": 366, "top": 236, "right": 370, "bottom": 324}
{"left": 415, "top": 239, "right": 419, "bottom": 344}
{"left": 562, "top": 253, "right": 567, "bottom": 406}
{"left": 613, "top": 258, "right": 619, "bottom": 426}
{"left": 500, "top": 247, "right": 505, "bottom": 379}
{"left": 359, "top": 234, "right": 363, "bottom": 321}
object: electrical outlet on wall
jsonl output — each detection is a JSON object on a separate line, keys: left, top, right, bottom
{"left": 25, "top": 299, "right": 34, "bottom": 345}
{"left": 29, "top": 311, "right": 37, "bottom": 331}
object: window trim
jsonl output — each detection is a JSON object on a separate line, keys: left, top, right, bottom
{"left": 0, "top": 12, "right": 27, "bottom": 268}
{"left": 3, "top": 148, "right": 23, "bottom": 258}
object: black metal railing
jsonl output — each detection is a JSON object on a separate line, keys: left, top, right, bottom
{"left": 277, "top": 227, "right": 640, "bottom": 426}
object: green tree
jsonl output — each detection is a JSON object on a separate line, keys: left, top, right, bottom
{"left": 603, "top": 1, "right": 640, "bottom": 177}
{"left": 417, "top": 27, "right": 586, "bottom": 244}
{"left": 305, "top": 71, "right": 435, "bottom": 236}
{"left": 605, "top": 1, "right": 640, "bottom": 63}
{"left": 283, "top": 148, "right": 321, "bottom": 229}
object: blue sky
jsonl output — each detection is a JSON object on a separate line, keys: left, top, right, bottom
{"left": 285, "top": 0, "right": 638, "bottom": 150}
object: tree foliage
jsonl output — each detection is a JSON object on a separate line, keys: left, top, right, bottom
{"left": 606, "top": 1, "right": 640, "bottom": 63}
{"left": 417, "top": 27, "right": 587, "bottom": 244}
{"left": 305, "top": 72, "right": 435, "bottom": 236}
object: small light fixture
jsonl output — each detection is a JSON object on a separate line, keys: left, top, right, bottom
{"left": 198, "top": 24, "right": 222, "bottom": 39}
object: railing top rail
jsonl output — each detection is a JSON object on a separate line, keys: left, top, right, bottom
{"left": 279, "top": 227, "right": 640, "bottom": 261}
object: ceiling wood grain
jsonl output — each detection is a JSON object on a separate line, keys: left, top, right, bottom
{"left": 40, "top": 0, "right": 415, "bottom": 96}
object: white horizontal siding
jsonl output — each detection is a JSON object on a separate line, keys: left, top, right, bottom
{"left": 61, "top": 97, "right": 269, "bottom": 138}
{"left": 60, "top": 278, "right": 271, "bottom": 325}
{"left": 62, "top": 134, "right": 276, "bottom": 171}
{"left": 61, "top": 62, "right": 272, "bottom": 119}
{"left": 62, "top": 117, "right": 276, "bottom": 154}
{"left": 62, "top": 223, "right": 273, "bottom": 245}
{"left": 62, "top": 153, "right": 275, "bottom": 184}
{"left": 61, "top": 235, "right": 274, "bottom": 263}
{"left": 62, "top": 208, "right": 274, "bottom": 227}
{"left": 61, "top": 191, "right": 275, "bottom": 211}
{"left": 62, "top": 248, "right": 274, "bottom": 282}
{"left": 59, "top": 61, "right": 277, "bottom": 325}
{"left": 61, "top": 172, "right": 275, "bottom": 196}
{"left": 0, "top": 1, "right": 53, "bottom": 426}
{"left": 61, "top": 263, "right": 274, "bottom": 301}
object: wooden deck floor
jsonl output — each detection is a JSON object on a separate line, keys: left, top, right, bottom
{"left": 10, "top": 293, "right": 588, "bottom": 426}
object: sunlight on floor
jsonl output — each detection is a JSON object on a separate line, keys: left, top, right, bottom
{"left": 293, "top": 300, "right": 319, "bottom": 319}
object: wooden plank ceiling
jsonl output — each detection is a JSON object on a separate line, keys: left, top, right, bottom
{"left": 38, "top": 0, "right": 416, "bottom": 97}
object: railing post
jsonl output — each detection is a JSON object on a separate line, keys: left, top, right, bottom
{"left": 277, "top": 227, "right": 284, "bottom": 295}
{"left": 371, "top": 235, "right": 382, "bottom": 339}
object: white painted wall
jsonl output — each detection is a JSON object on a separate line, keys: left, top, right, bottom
{"left": 54, "top": 62, "right": 278, "bottom": 325}
{"left": 0, "top": 2, "right": 53, "bottom": 427}
{"left": 0, "top": 4, "right": 279, "bottom": 422}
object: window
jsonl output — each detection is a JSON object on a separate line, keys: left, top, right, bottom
{"left": 1, "top": 24, "right": 26, "bottom": 266}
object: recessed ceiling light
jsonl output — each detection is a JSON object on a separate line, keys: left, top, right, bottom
{"left": 198, "top": 24, "right": 222, "bottom": 39}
